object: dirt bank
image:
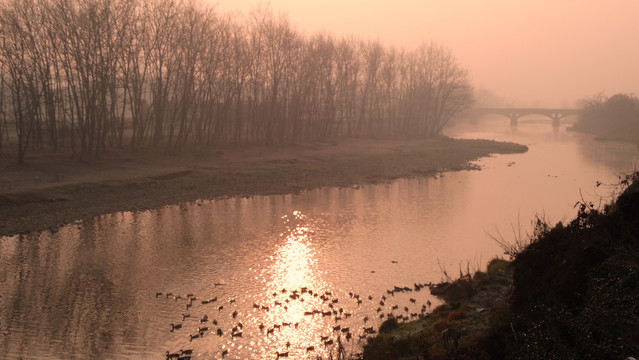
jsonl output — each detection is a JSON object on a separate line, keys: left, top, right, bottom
{"left": 0, "top": 137, "right": 527, "bottom": 237}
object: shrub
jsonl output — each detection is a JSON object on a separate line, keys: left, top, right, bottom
{"left": 486, "top": 257, "right": 510, "bottom": 276}
{"left": 379, "top": 316, "right": 399, "bottom": 334}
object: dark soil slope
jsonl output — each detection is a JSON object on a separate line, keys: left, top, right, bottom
{"left": 494, "top": 175, "right": 639, "bottom": 360}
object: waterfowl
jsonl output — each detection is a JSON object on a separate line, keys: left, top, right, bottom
{"left": 200, "top": 315, "right": 209, "bottom": 323}
{"left": 285, "top": 341, "right": 290, "bottom": 348}
{"left": 166, "top": 351, "right": 180, "bottom": 359}
{"left": 156, "top": 292, "right": 163, "bottom": 298}
{"left": 231, "top": 331, "right": 243, "bottom": 338}
{"left": 306, "top": 346, "right": 315, "bottom": 352}
{"left": 198, "top": 326, "right": 208, "bottom": 333}
{"left": 221, "top": 349, "right": 228, "bottom": 357}
{"left": 232, "top": 310, "right": 238, "bottom": 318}
{"left": 276, "top": 351, "right": 289, "bottom": 358}
{"left": 182, "top": 313, "right": 190, "bottom": 321}
{"left": 180, "top": 349, "right": 193, "bottom": 355}
{"left": 216, "top": 328, "right": 223, "bottom": 336}
{"left": 170, "top": 323, "right": 182, "bottom": 331}
{"left": 189, "top": 333, "right": 199, "bottom": 342}
{"left": 409, "top": 298, "right": 416, "bottom": 303}
{"left": 218, "top": 305, "right": 224, "bottom": 311}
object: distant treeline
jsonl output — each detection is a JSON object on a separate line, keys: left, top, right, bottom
{"left": 0, "top": 0, "right": 473, "bottom": 163}
{"left": 573, "top": 93, "right": 639, "bottom": 139}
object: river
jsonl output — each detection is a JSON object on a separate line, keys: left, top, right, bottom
{"left": 1, "top": 118, "right": 638, "bottom": 359}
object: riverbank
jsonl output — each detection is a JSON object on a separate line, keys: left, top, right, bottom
{"left": 567, "top": 125, "right": 639, "bottom": 144}
{"left": 0, "top": 137, "right": 526, "bottom": 237}
{"left": 363, "top": 173, "right": 639, "bottom": 359}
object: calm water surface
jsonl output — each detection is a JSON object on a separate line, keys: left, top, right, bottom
{"left": 1, "top": 119, "right": 638, "bottom": 359}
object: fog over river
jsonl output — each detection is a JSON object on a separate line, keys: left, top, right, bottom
{"left": 1, "top": 118, "right": 638, "bottom": 359}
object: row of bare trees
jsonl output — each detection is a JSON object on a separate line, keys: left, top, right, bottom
{"left": 0, "top": 0, "right": 473, "bottom": 163}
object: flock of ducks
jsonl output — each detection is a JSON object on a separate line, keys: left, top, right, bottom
{"left": 158, "top": 282, "right": 434, "bottom": 359}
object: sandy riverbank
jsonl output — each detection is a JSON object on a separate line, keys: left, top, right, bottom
{"left": 0, "top": 137, "right": 527, "bottom": 237}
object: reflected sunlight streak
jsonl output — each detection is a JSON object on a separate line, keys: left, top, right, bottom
{"left": 258, "top": 211, "right": 335, "bottom": 358}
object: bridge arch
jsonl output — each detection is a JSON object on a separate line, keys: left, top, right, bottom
{"left": 471, "top": 108, "right": 581, "bottom": 127}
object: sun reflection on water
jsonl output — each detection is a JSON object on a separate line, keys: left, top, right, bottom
{"left": 256, "top": 210, "right": 338, "bottom": 358}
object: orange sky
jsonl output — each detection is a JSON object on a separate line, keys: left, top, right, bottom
{"left": 210, "top": 0, "right": 639, "bottom": 107}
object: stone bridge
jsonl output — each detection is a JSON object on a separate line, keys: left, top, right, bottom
{"left": 471, "top": 107, "right": 582, "bottom": 126}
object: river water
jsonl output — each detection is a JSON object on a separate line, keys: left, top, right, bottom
{"left": 1, "top": 118, "right": 638, "bottom": 359}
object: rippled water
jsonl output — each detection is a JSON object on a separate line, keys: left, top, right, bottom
{"left": 1, "top": 119, "right": 638, "bottom": 359}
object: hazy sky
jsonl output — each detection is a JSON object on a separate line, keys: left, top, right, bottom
{"left": 211, "top": 1, "right": 639, "bottom": 107}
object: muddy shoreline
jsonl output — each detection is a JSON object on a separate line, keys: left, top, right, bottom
{"left": 0, "top": 137, "right": 527, "bottom": 237}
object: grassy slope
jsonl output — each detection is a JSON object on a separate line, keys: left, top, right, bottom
{"left": 363, "top": 174, "right": 639, "bottom": 359}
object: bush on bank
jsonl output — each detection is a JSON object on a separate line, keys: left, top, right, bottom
{"left": 363, "top": 172, "right": 639, "bottom": 359}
